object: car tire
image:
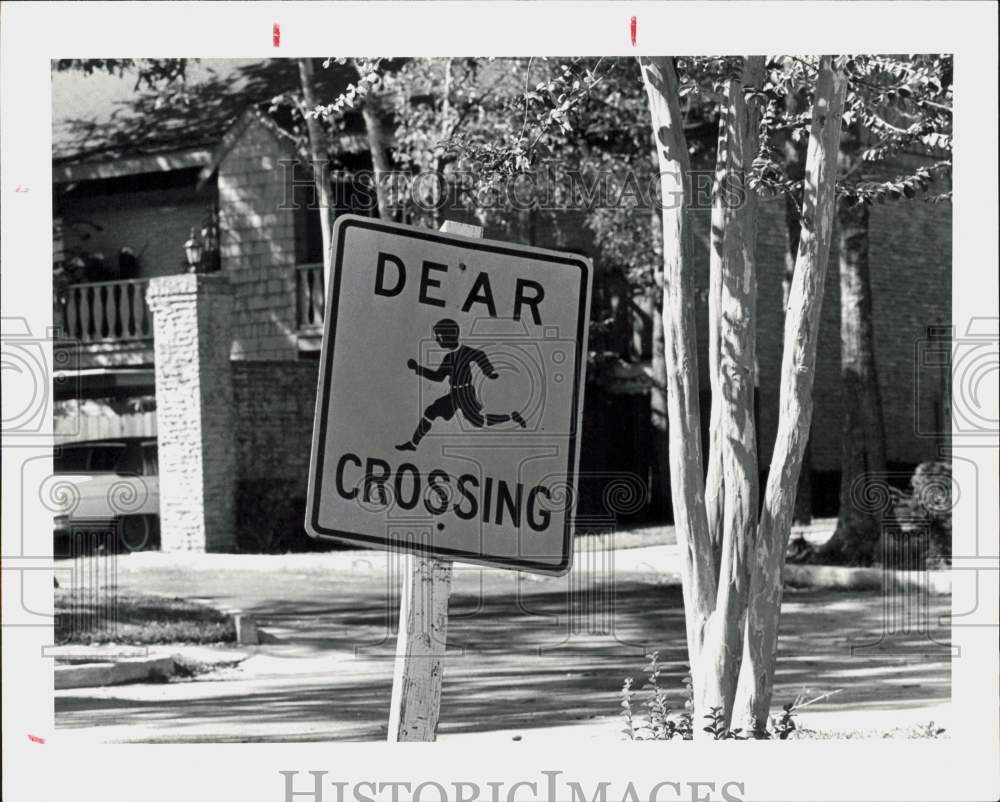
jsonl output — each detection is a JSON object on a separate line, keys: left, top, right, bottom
{"left": 121, "top": 514, "right": 158, "bottom": 552}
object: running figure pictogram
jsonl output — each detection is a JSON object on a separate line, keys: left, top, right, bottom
{"left": 396, "top": 318, "right": 526, "bottom": 451}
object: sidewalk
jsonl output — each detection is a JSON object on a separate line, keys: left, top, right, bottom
{"left": 54, "top": 538, "right": 951, "bottom": 743}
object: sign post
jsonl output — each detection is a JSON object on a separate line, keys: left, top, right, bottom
{"left": 388, "top": 221, "right": 480, "bottom": 742}
{"left": 307, "top": 215, "right": 592, "bottom": 740}
{"left": 387, "top": 553, "right": 453, "bottom": 741}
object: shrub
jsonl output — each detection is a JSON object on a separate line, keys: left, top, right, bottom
{"left": 620, "top": 652, "right": 797, "bottom": 740}
{"left": 55, "top": 590, "right": 236, "bottom": 645}
{"left": 236, "top": 480, "right": 350, "bottom": 553}
{"left": 786, "top": 534, "right": 816, "bottom": 564}
{"left": 620, "top": 651, "right": 693, "bottom": 740}
{"left": 890, "top": 460, "right": 952, "bottom": 568}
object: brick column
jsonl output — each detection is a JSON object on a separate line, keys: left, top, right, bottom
{"left": 146, "top": 274, "right": 236, "bottom": 551}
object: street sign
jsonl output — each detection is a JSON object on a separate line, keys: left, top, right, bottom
{"left": 306, "top": 215, "right": 593, "bottom": 574}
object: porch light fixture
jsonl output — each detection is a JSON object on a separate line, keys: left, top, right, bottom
{"left": 184, "top": 228, "right": 203, "bottom": 273}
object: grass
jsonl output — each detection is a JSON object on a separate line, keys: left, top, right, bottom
{"left": 55, "top": 588, "right": 237, "bottom": 645}
{"left": 790, "top": 723, "right": 948, "bottom": 740}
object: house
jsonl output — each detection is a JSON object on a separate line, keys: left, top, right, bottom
{"left": 51, "top": 59, "right": 952, "bottom": 551}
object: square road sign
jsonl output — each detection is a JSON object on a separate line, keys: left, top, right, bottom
{"left": 306, "top": 215, "right": 593, "bottom": 575}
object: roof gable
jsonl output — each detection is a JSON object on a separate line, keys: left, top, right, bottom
{"left": 52, "top": 58, "right": 364, "bottom": 177}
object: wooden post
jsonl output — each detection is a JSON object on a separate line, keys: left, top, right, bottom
{"left": 386, "top": 219, "right": 482, "bottom": 742}
{"left": 387, "top": 555, "right": 454, "bottom": 741}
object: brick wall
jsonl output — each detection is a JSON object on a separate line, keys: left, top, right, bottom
{"left": 231, "top": 360, "right": 319, "bottom": 550}
{"left": 741, "top": 192, "right": 951, "bottom": 474}
{"left": 147, "top": 274, "right": 236, "bottom": 551}
{"left": 217, "top": 119, "right": 300, "bottom": 361}
{"left": 866, "top": 197, "right": 952, "bottom": 465}
{"left": 232, "top": 360, "right": 317, "bottom": 484}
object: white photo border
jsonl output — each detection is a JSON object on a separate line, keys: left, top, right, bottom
{"left": 2, "top": 2, "right": 996, "bottom": 801}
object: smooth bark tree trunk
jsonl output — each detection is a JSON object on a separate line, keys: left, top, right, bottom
{"left": 704, "top": 87, "right": 727, "bottom": 570}
{"left": 781, "top": 132, "right": 814, "bottom": 525}
{"left": 361, "top": 102, "right": 396, "bottom": 221}
{"left": 701, "top": 56, "right": 765, "bottom": 727}
{"left": 821, "top": 197, "right": 888, "bottom": 563}
{"left": 645, "top": 142, "right": 670, "bottom": 520}
{"left": 646, "top": 196, "right": 670, "bottom": 518}
{"left": 345, "top": 60, "right": 395, "bottom": 222}
{"left": 650, "top": 282, "right": 671, "bottom": 518}
{"left": 429, "top": 58, "right": 454, "bottom": 229}
{"left": 639, "top": 57, "right": 717, "bottom": 694}
{"left": 733, "top": 56, "right": 848, "bottom": 731}
{"left": 297, "top": 58, "right": 334, "bottom": 287}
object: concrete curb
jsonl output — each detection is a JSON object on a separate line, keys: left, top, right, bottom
{"left": 784, "top": 564, "right": 951, "bottom": 595}
{"left": 55, "top": 656, "right": 176, "bottom": 690}
{"left": 46, "top": 644, "right": 150, "bottom": 663}
{"left": 178, "top": 597, "right": 261, "bottom": 644}
{"left": 53, "top": 645, "right": 251, "bottom": 690}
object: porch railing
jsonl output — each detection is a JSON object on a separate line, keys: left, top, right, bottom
{"left": 59, "top": 279, "right": 153, "bottom": 343}
{"left": 296, "top": 263, "right": 325, "bottom": 331}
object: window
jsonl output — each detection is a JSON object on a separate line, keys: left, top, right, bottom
{"left": 292, "top": 163, "right": 324, "bottom": 265}
{"left": 88, "top": 444, "right": 126, "bottom": 472}
{"left": 116, "top": 442, "right": 144, "bottom": 475}
{"left": 54, "top": 445, "right": 91, "bottom": 473}
{"left": 141, "top": 442, "right": 159, "bottom": 476}
{"left": 292, "top": 164, "right": 376, "bottom": 266}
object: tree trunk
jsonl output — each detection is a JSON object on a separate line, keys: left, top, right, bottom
{"left": 297, "top": 58, "right": 334, "bottom": 288}
{"left": 820, "top": 198, "right": 888, "bottom": 564}
{"left": 782, "top": 150, "right": 814, "bottom": 525}
{"left": 704, "top": 82, "right": 728, "bottom": 570}
{"left": 638, "top": 57, "right": 717, "bottom": 701}
{"left": 361, "top": 102, "right": 395, "bottom": 221}
{"left": 344, "top": 60, "right": 395, "bottom": 222}
{"left": 646, "top": 194, "right": 669, "bottom": 518}
{"left": 429, "top": 59, "right": 454, "bottom": 229}
{"left": 650, "top": 282, "right": 671, "bottom": 518}
{"left": 644, "top": 137, "right": 670, "bottom": 520}
{"left": 733, "top": 56, "right": 848, "bottom": 731}
{"left": 701, "top": 56, "right": 765, "bottom": 727}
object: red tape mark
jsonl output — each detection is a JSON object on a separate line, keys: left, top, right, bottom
{"left": 630, "top": 16, "right": 637, "bottom": 46}
{"left": 28, "top": 734, "right": 45, "bottom": 744}
{"left": 273, "top": 22, "right": 281, "bottom": 48}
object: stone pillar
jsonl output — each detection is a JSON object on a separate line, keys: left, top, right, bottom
{"left": 146, "top": 274, "right": 236, "bottom": 551}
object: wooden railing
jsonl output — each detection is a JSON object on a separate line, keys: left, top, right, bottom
{"left": 59, "top": 279, "right": 153, "bottom": 343}
{"left": 59, "top": 269, "right": 327, "bottom": 344}
{"left": 296, "top": 263, "right": 325, "bottom": 331}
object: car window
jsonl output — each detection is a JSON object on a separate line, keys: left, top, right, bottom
{"left": 88, "top": 444, "right": 126, "bottom": 472}
{"left": 141, "top": 443, "right": 159, "bottom": 476}
{"left": 54, "top": 446, "right": 90, "bottom": 473}
{"left": 116, "top": 443, "right": 143, "bottom": 475}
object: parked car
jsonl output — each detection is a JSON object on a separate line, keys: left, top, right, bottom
{"left": 52, "top": 437, "right": 160, "bottom": 555}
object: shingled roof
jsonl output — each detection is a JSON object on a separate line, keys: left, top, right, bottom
{"left": 52, "top": 58, "right": 366, "bottom": 182}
